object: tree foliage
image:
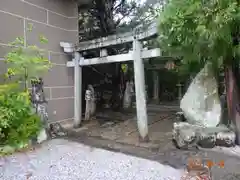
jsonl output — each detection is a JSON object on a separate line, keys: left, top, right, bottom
{"left": 79, "top": 0, "right": 135, "bottom": 40}
{"left": 79, "top": 0, "right": 162, "bottom": 40}
{"left": 158, "top": 0, "right": 240, "bottom": 76}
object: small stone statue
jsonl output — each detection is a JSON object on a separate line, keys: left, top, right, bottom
{"left": 88, "top": 85, "right": 96, "bottom": 116}
{"left": 85, "top": 84, "right": 96, "bottom": 121}
{"left": 30, "top": 78, "right": 67, "bottom": 141}
{"left": 30, "top": 78, "right": 49, "bottom": 143}
{"left": 123, "top": 81, "right": 134, "bottom": 110}
{"left": 30, "top": 78, "right": 46, "bottom": 105}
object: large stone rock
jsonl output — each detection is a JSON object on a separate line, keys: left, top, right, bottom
{"left": 216, "top": 130, "right": 236, "bottom": 147}
{"left": 197, "top": 130, "right": 216, "bottom": 148}
{"left": 172, "top": 122, "right": 236, "bottom": 149}
{"left": 49, "top": 123, "right": 67, "bottom": 138}
{"left": 180, "top": 63, "right": 221, "bottom": 127}
{"left": 172, "top": 122, "right": 199, "bottom": 149}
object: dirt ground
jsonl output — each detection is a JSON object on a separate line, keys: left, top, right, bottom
{"left": 65, "top": 105, "right": 240, "bottom": 180}
{"left": 67, "top": 104, "right": 178, "bottom": 147}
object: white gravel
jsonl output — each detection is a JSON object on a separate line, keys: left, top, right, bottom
{"left": 0, "top": 139, "right": 184, "bottom": 180}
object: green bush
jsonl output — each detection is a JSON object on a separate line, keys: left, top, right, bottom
{"left": 0, "top": 86, "right": 42, "bottom": 146}
{"left": 0, "top": 27, "right": 51, "bottom": 152}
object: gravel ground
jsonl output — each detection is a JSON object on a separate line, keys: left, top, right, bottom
{"left": 0, "top": 139, "right": 184, "bottom": 180}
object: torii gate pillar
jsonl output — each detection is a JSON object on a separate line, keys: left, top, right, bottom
{"left": 133, "top": 39, "right": 149, "bottom": 141}
{"left": 73, "top": 52, "right": 82, "bottom": 128}
{"left": 60, "top": 42, "right": 83, "bottom": 128}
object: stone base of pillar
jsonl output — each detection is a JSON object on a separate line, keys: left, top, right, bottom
{"left": 151, "top": 98, "right": 160, "bottom": 104}
{"left": 138, "top": 134, "right": 150, "bottom": 143}
{"left": 73, "top": 124, "right": 81, "bottom": 129}
{"left": 122, "top": 108, "right": 133, "bottom": 113}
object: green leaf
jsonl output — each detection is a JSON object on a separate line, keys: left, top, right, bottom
{"left": 27, "top": 23, "right": 33, "bottom": 32}
{"left": 39, "top": 35, "right": 48, "bottom": 44}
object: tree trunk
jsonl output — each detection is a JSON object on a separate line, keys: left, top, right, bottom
{"left": 95, "top": 0, "right": 116, "bottom": 36}
{"left": 225, "top": 65, "right": 240, "bottom": 144}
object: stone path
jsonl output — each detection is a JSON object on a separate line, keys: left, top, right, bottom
{"left": 0, "top": 139, "right": 184, "bottom": 180}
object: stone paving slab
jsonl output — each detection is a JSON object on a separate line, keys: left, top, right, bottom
{"left": 0, "top": 139, "right": 184, "bottom": 180}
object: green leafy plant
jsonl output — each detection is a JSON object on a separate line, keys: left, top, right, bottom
{"left": 4, "top": 23, "right": 51, "bottom": 90}
{"left": 0, "top": 23, "right": 51, "bottom": 154}
{"left": 0, "top": 89, "right": 42, "bottom": 146}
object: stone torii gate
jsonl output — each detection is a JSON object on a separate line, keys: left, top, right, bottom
{"left": 60, "top": 22, "right": 162, "bottom": 141}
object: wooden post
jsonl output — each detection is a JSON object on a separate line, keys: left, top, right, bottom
{"left": 153, "top": 70, "right": 159, "bottom": 103}
{"left": 73, "top": 52, "right": 82, "bottom": 128}
{"left": 133, "top": 39, "right": 149, "bottom": 141}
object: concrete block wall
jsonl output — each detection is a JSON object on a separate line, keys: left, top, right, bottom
{"left": 0, "top": 0, "right": 78, "bottom": 123}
